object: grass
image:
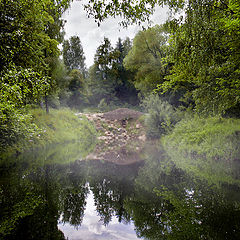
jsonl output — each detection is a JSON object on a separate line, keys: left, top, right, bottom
{"left": 163, "top": 116, "right": 240, "bottom": 159}
{"left": 30, "top": 108, "right": 96, "bottom": 144}
{"left": 1, "top": 108, "right": 97, "bottom": 162}
{"left": 162, "top": 116, "right": 240, "bottom": 185}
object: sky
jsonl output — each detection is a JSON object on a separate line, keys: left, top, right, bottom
{"left": 58, "top": 188, "right": 139, "bottom": 240}
{"left": 62, "top": 0, "right": 169, "bottom": 67}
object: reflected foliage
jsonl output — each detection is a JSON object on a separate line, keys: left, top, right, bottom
{"left": 1, "top": 141, "right": 240, "bottom": 239}
{"left": 0, "top": 146, "right": 143, "bottom": 239}
{"left": 130, "top": 143, "right": 240, "bottom": 239}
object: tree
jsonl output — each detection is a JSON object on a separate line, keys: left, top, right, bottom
{"left": 0, "top": 0, "right": 71, "bottom": 73}
{"left": 158, "top": 0, "right": 240, "bottom": 115}
{"left": 63, "top": 36, "right": 87, "bottom": 76}
{"left": 112, "top": 37, "right": 138, "bottom": 104}
{"left": 86, "top": 37, "right": 138, "bottom": 106}
{"left": 124, "top": 25, "right": 170, "bottom": 96}
{"left": 0, "top": 0, "right": 71, "bottom": 148}
{"left": 87, "top": 37, "right": 117, "bottom": 104}
{"left": 66, "top": 69, "right": 86, "bottom": 108}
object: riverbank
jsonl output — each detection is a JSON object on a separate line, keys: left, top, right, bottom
{"left": 162, "top": 116, "right": 240, "bottom": 185}
{"left": 1, "top": 107, "right": 147, "bottom": 165}
{"left": 0, "top": 108, "right": 97, "bottom": 162}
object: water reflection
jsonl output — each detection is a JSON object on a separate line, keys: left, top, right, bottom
{"left": 58, "top": 189, "right": 139, "bottom": 240}
{"left": 1, "top": 141, "right": 240, "bottom": 239}
{"left": 132, "top": 143, "right": 240, "bottom": 239}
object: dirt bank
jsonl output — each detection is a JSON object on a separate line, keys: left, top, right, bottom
{"left": 76, "top": 108, "right": 146, "bottom": 165}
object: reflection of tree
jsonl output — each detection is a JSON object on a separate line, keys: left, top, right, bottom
{"left": 60, "top": 182, "right": 88, "bottom": 226}
{"left": 1, "top": 143, "right": 144, "bottom": 239}
{"left": 156, "top": 182, "right": 240, "bottom": 240}
{"left": 91, "top": 179, "right": 131, "bottom": 225}
{"left": 129, "top": 145, "right": 240, "bottom": 240}
{"left": 0, "top": 163, "right": 67, "bottom": 240}
{"left": 0, "top": 160, "right": 89, "bottom": 240}
{"left": 84, "top": 160, "right": 142, "bottom": 225}
{"left": 2, "top": 141, "right": 240, "bottom": 240}
{"left": 124, "top": 198, "right": 172, "bottom": 239}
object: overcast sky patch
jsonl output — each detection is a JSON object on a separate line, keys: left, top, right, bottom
{"left": 62, "top": 0, "right": 169, "bottom": 67}
{"left": 58, "top": 190, "right": 139, "bottom": 240}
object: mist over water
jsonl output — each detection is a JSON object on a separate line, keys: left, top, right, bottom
{"left": 1, "top": 139, "right": 240, "bottom": 239}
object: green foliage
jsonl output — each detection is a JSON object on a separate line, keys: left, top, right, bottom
{"left": 142, "top": 94, "right": 181, "bottom": 138}
{"left": 68, "top": 69, "right": 84, "bottom": 92}
{"left": 86, "top": 37, "right": 120, "bottom": 104}
{"left": 65, "top": 69, "right": 89, "bottom": 108}
{"left": 0, "top": 106, "right": 40, "bottom": 152}
{"left": 63, "top": 36, "right": 87, "bottom": 75}
{"left": 112, "top": 37, "right": 138, "bottom": 104}
{"left": 0, "top": 66, "right": 50, "bottom": 151}
{"left": 84, "top": 0, "right": 184, "bottom": 26}
{"left": 0, "top": 0, "right": 70, "bottom": 72}
{"left": 97, "top": 98, "right": 109, "bottom": 112}
{"left": 0, "top": 65, "right": 50, "bottom": 107}
{"left": 0, "top": 0, "right": 73, "bottom": 150}
{"left": 124, "top": 24, "right": 170, "bottom": 96}
{"left": 86, "top": 37, "right": 138, "bottom": 106}
{"left": 158, "top": 0, "right": 240, "bottom": 115}
{"left": 163, "top": 116, "right": 240, "bottom": 185}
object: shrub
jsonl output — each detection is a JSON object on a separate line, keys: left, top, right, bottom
{"left": 0, "top": 103, "right": 39, "bottom": 151}
{"left": 142, "top": 94, "right": 181, "bottom": 138}
{"left": 97, "top": 98, "right": 109, "bottom": 112}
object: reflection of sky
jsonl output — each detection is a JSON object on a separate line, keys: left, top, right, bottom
{"left": 58, "top": 190, "right": 141, "bottom": 240}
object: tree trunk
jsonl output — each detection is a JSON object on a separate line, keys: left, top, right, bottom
{"left": 45, "top": 94, "right": 49, "bottom": 114}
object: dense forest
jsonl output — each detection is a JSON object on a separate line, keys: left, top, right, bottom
{"left": 0, "top": 0, "right": 240, "bottom": 152}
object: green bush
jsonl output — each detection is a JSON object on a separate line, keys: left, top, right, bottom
{"left": 0, "top": 65, "right": 50, "bottom": 152}
{"left": 142, "top": 94, "right": 181, "bottom": 138}
{"left": 0, "top": 103, "right": 39, "bottom": 152}
{"left": 97, "top": 98, "right": 109, "bottom": 112}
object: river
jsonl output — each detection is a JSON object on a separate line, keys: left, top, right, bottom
{"left": 1, "top": 140, "right": 240, "bottom": 239}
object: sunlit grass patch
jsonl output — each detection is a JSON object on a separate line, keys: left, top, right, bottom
{"left": 29, "top": 108, "right": 97, "bottom": 145}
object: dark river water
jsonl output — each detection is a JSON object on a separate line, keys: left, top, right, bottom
{"left": 1, "top": 141, "right": 240, "bottom": 240}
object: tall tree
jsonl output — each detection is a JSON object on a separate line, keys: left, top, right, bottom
{"left": 0, "top": 0, "right": 70, "bottom": 72}
{"left": 87, "top": 37, "right": 117, "bottom": 104}
{"left": 124, "top": 25, "right": 170, "bottom": 96}
{"left": 87, "top": 37, "right": 138, "bottom": 105}
{"left": 159, "top": 0, "right": 240, "bottom": 115}
{"left": 0, "top": 0, "right": 71, "bottom": 147}
{"left": 112, "top": 37, "right": 138, "bottom": 104}
{"left": 62, "top": 36, "right": 87, "bottom": 76}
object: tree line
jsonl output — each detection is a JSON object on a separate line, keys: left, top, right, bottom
{"left": 0, "top": 0, "right": 239, "bottom": 150}
{"left": 61, "top": 36, "right": 138, "bottom": 109}
{"left": 62, "top": 0, "right": 240, "bottom": 116}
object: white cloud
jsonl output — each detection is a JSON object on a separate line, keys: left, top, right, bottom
{"left": 58, "top": 189, "right": 139, "bottom": 240}
{"left": 62, "top": 0, "right": 169, "bottom": 67}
